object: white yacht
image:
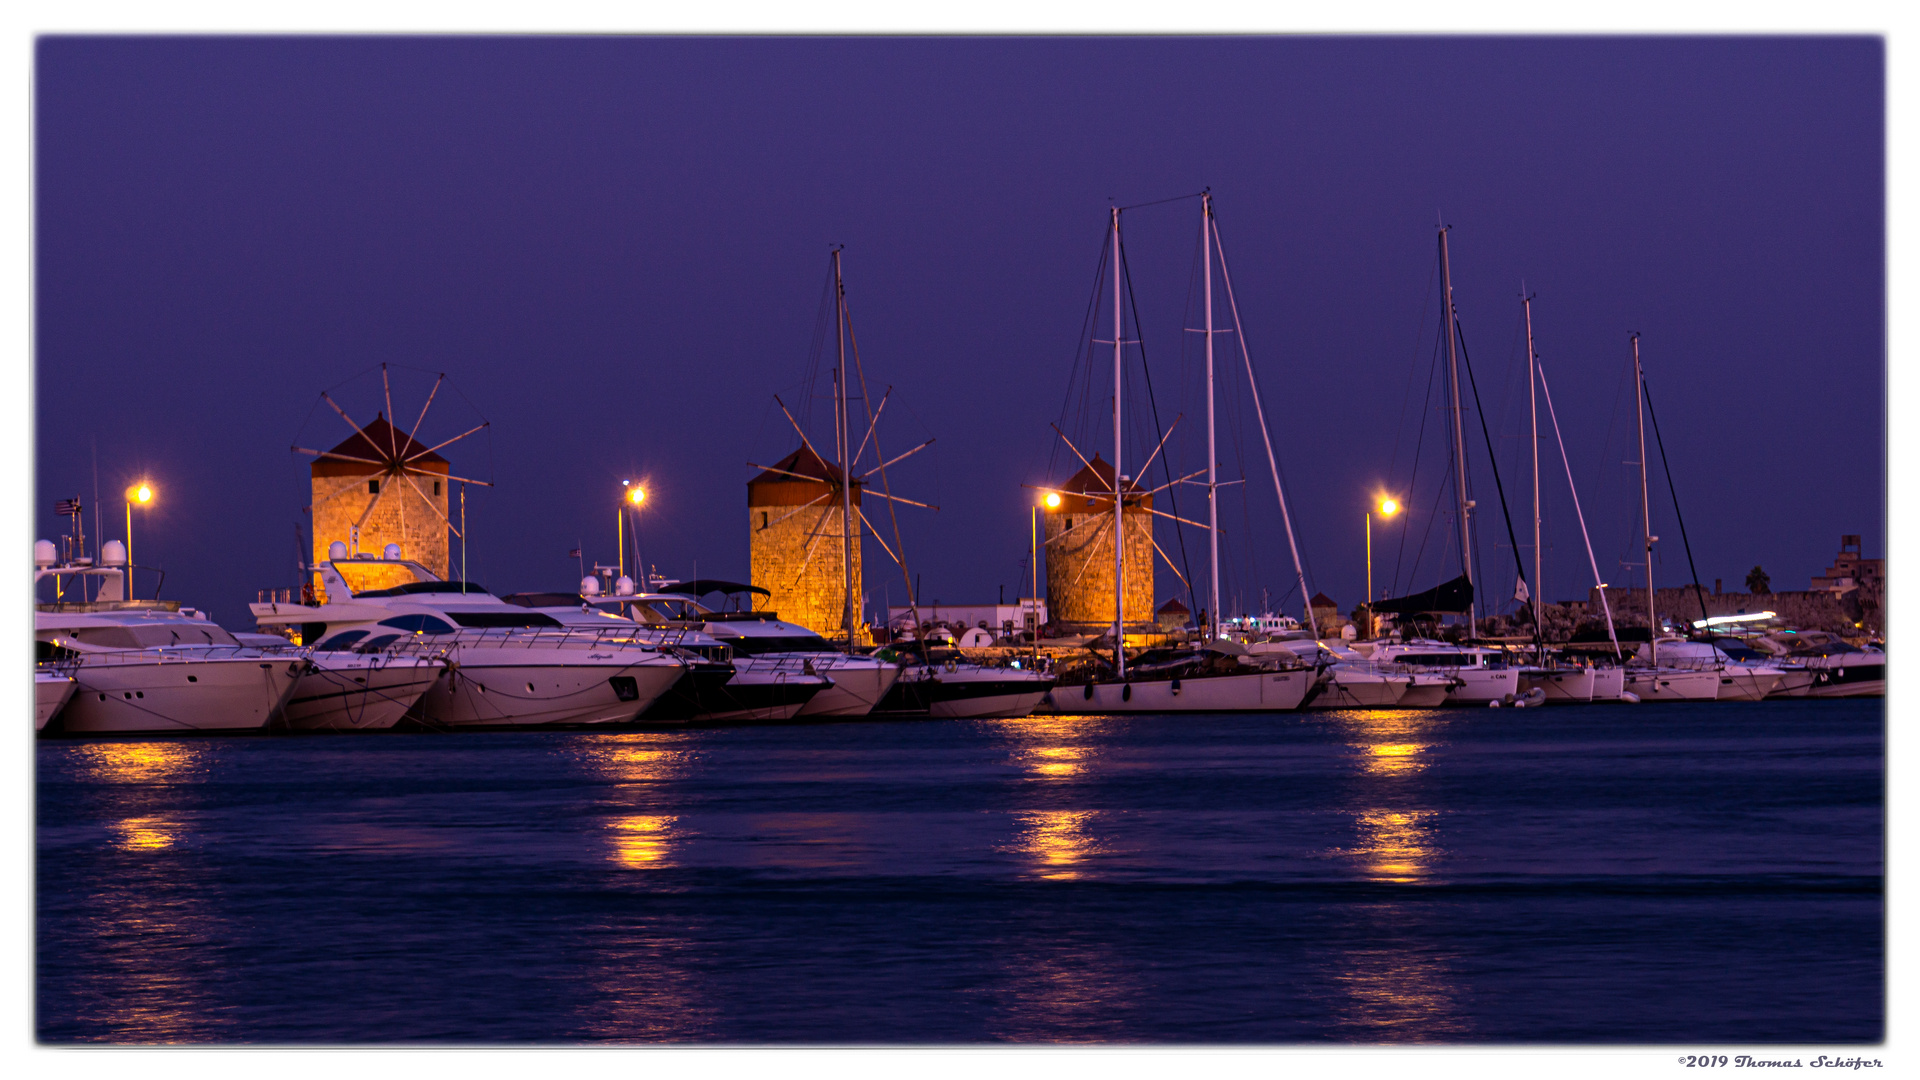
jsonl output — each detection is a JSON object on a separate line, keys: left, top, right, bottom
{"left": 616, "top": 590, "right": 901, "bottom": 719}
{"left": 280, "top": 636, "right": 450, "bottom": 731}
{"left": 1368, "top": 640, "right": 1525, "bottom": 706}
{"left": 1792, "top": 642, "right": 1886, "bottom": 698}
{"left": 35, "top": 545, "right": 304, "bottom": 734}
{"left": 500, "top": 590, "right": 832, "bottom": 722}
{"left": 250, "top": 549, "right": 685, "bottom": 727}
{"left": 1636, "top": 638, "right": 1795, "bottom": 702}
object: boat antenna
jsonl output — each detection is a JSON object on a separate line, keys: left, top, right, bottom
{"left": 1111, "top": 206, "right": 1126, "bottom": 676}
{"left": 1524, "top": 288, "right": 1546, "bottom": 660}
{"left": 834, "top": 246, "right": 857, "bottom": 647}
{"left": 1204, "top": 194, "right": 1221, "bottom": 642}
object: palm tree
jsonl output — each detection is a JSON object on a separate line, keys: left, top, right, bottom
{"left": 1745, "top": 565, "right": 1771, "bottom": 594}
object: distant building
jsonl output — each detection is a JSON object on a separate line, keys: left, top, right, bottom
{"left": 1155, "top": 597, "right": 1191, "bottom": 631}
{"left": 1812, "top": 534, "right": 1884, "bottom": 596}
{"left": 1309, "top": 592, "right": 1342, "bottom": 635}
{"left": 749, "top": 446, "right": 864, "bottom": 642}
{"left": 1042, "top": 454, "right": 1155, "bottom": 633}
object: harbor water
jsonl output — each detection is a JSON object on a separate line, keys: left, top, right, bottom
{"left": 36, "top": 699, "right": 1883, "bottom": 1044}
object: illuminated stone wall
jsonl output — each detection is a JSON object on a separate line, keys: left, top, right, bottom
{"left": 1044, "top": 500, "right": 1155, "bottom": 632}
{"left": 749, "top": 499, "right": 864, "bottom": 642}
{"left": 310, "top": 466, "right": 451, "bottom": 601}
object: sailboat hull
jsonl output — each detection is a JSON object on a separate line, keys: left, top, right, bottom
{"left": 1049, "top": 668, "right": 1318, "bottom": 713}
{"left": 1623, "top": 668, "right": 1721, "bottom": 702}
{"left": 1523, "top": 667, "right": 1597, "bottom": 704}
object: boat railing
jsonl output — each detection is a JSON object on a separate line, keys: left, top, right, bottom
{"left": 439, "top": 626, "right": 684, "bottom": 653}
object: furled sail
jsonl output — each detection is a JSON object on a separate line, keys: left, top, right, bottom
{"left": 1371, "top": 574, "right": 1474, "bottom": 615}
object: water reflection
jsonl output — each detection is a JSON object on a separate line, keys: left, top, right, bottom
{"left": 1345, "top": 810, "right": 1441, "bottom": 882}
{"left": 568, "top": 736, "right": 694, "bottom": 784}
{"left": 988, "top": 936, "right": 1141, "bottom": 1042}
{"left": 1326, "top": 906, "right": 1472, "bottom": 1041}
{"left": 1010, "top": 809, "right": 1101, "bottom": 880}
{"left": 606, "top": 814, "right": 679, "bottom": 869}
{"left": 111, "top": 815, "right": 182, "bottom": 852}
{"left": 75, "top": 741, "right": 212, "bottom": 785}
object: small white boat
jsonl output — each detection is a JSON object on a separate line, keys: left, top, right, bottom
{"left": 1250, "top": 639, "right": 1411, "bottom": 708}
{"left": 1369, "top": 640, "right": 1525, "bottom": 706}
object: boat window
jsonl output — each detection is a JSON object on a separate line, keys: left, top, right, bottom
{"left": 352, "top": 580, "right": 491, "bottom": 598}
{"left": 447, "top": 611, "right": 564, "bottom": 629}
{"left": 355, "top": 634, "right": 403, "bottom": 653}
{"left": 316, "top": 630, "right": 369, "bottom": 651}
{"left": 1395, "top": 652, "right": 1473, "bottom": 666}
{"left": 378, "top": 614, "right": 457, "bottom": 635}
{"left": 65, "top": 623, "right": 239, "bottom": 649}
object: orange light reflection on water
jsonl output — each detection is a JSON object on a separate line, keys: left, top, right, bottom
{"left": 77, "top": 741, "right": 210, "bottom": 784}
{"left": 606, "top": 815, "right": 678, "bottom": 869}
{"left": 1012, "top": 809, "right": 1100, "bottom": 880}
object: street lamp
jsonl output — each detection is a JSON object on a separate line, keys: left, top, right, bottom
{"left": 1032, "top": 492, "right": 1061, "bottom": 664}
{"left": 124, "top": 482, "right": 154, "bottom": 597}
{"left": 619, "top": 481, "right": 647, "bottom": 584}
{"left": 1367, "top": 495, "right": 1400, "bottom": 639}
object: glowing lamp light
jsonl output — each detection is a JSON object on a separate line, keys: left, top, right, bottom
{"left": 126, "top": 484, "right": 154, "bottom": 504}
{"left": 627, "top": 486, "right": 646, "bottom": 506}
{"left": 1378, "top": 497, "right": 1399, "bottom": 517}
{"left": 1042, "top": 491, "right": 1062, "bottom": 509}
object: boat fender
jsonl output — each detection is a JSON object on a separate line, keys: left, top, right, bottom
{"left": 1121, "top": 683, "right": 1132, "bottom": 702}
{"left": 1619, "top": 691, "right": 1640, "bottom": 704}
{"left": 1502, "top": 692, "right": 1516, "bottom": 707}
{"left": 1170, "top": 678, "right": 1181, "bottom": 695}
{"left": 1083, "top": 683, "right": 1094, "bottom": 700}
{"left": 1488, "top": 699, "right": 1501, "bottom": 708}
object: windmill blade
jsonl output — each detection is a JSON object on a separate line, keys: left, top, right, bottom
{"left": 865, "top": 490, "right": 938, "bottom": 511}
{"left": 859, "top": 438, "right": 934, "bottom": 480}
{"left": 1049, "top": 424, "right": 1110, "bottom": 491}
{"left": 404, "top": 373, "right": 446, "bottom": 457}
{"left": 763, "top": 491, "right": 833, "bottom": 530}
{"left": 402, "top": 463, "right": 493, "bottom": 488}
{"left": 856, "top": 508, "right": 901, "bottom": 567}
{"left": 1150, "top": 535, "right": 1191, "bottom": 590}
{"left": 771, "top": 394, "right": 835, "bottom": 470}
{"left": 292, "top": 446, "right": 389, "bottom": 468}
{"left": 849, "top": 387, "right": 891, "bottom": 471}
{"left": 382, "top": 363, "right": 399, "bottom": 460}
{"left": 1141, "top": 505, "right": 1210, "bottom": 530}
{"left": 1143, "top": 468, "right": 1209, "bottom": 496}
{"left": 312, "top": 468, "right": 389, "bottom": 512}
{"left": 322, "top": 393, "right": 392, "bottom": 464}
{"left": 746, "top": 462, "right": 833, "bottom": 486}
{"left": 404, "top": 421, "right": 490, "bottom": 464}
{"left": 400, "top": 471, "right": 464, "bottom": 539}
{"left": 1132, "top": 414, "right": 1183, "bottom": 481}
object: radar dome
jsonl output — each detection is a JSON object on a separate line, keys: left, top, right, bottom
{"left": 328, "top": 541, "right": 348, "bottom": 561}
{"left": 101, "top": 540, "right": 127, "bottom": 566}
{"left": 33, "top": 540, "right": 56, "bottom": 568}
{"left": 383, "top": 543, "right": 403, "bottom": 559}
{"left": 614, "top": 575, "right": 636, "bottom": 596}
{"left": 580, "top": 576, "right": 602, "bottom": 596}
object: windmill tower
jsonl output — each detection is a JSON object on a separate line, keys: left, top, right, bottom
{"left": 295, "top": 366, "right": 491, "bottom": 601}
{"left": 748, "top": 445, "right": 864, "bottom": 638}
{"left": 1043, "top": 453, "right": 1156, "bottom": 633}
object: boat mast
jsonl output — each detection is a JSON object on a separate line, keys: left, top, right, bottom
{"left": 1633, "top": 333, "right": 1656, "bottom": 667}
{"left": 1203, "top": 194, "right": 1220, "bottom": 643}
{"left": 1438, "top": 225, "right": 1476, "bottom": 636}
{"left": 1111, "top": 206, "right": 1126, "bottom": 677}
{"left": 1536, "top": 362, "right": 1621, "bottom": 660}
{"left": 1210, "top": 212, "right": 1316, "bottom": 639}
{"left": 1524, "top": 288, "right": 1543, "bottom": 659}
{"left": 834, "top": 248, "right": 855, "bottom": 647}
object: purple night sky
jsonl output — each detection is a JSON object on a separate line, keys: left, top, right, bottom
{"left": 33, "top": 36, "right": 1883, "bottom": 627}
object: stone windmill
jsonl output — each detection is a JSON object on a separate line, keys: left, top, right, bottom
{"left": 293, "top": 365, "right": 491, "bottom": 599}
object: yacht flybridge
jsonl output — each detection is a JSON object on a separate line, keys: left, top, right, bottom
{"left": 250, "top": 548, "right": 685, "bottom": 727}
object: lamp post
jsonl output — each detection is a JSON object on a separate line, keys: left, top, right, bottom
{"left": 1368, "top": 496, "right": 1399, "bottom": 638}
{"left": 124, "top": 482, "right": 153, "bottom": 597}
{"left": 1034, "top": 491, "right": 1060, "bottom": 665}
{"left": 618, "top": 481, "right": 646, "bottom": 584}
